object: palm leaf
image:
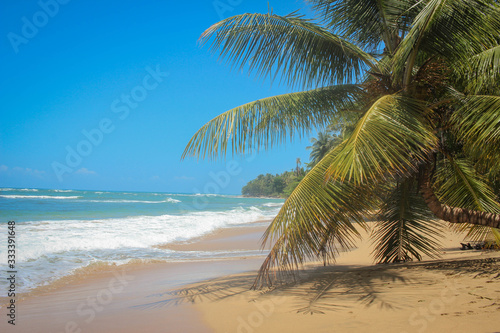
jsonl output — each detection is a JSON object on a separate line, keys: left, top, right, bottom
{"left": 309, "top": 0, "right": 410, "bottom": 53}
{"left": 325, "top": 94, "right": 437, "bottom": 184}
{"left": 393, "top": 0, "right": 500, "bottom": 87}
{"left": 199, "top": 12, "right": 378, "bottom": 89}
{"left": 182, "top": 85, "right": 364, "bottom": 159}
{"left": 434, "top": 156, "right": 500, "bottom": 213}
{"left": 452, "top": 95, "right": 500, "bottom": 167}
{"left": 433, "top": 156, "right": 500, "bottom": 242}
{"left": 393, "top": 0, "right": 445, "bottom": 86}
{"left": 253, "top": 147, "right": 377, "bottom": 288}
{"left": 372, "top": 177, "right": 443, "bottom": 263}
{"left": 462, "top": 45, "right": 500, "bottom": 94}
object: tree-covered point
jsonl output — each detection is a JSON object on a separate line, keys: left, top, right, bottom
{"left": 241, "top": 169, "right": 306, "bottom": 198}
{"left": 242, "top": 158, "right": 305, "bottom": 197}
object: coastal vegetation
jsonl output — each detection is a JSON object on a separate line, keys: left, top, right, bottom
{"left": 183, "top": 0, "right": 500, "bottom": 287}
{"left": 241, "top": 169, "right": 306, "bottom": 198}
{"left": 241, "top": 129, "right": 340, "bottom": 197}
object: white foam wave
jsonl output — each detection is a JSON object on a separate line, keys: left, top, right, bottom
{"left": 0, "top": 188, "right": 39, "bottom": 192}
{"left": 0, "top": 195, "right": 80, "bottom": 200}
{"left": 262, "top": 202, "right": 284, "bottom": 207}
{"left": 5, "top": 207, "right": 268, "bottom": 262}
{"left": 81, "top": 198, "right": 180, "bottom": 204}
{"left": 193, "top": 193, "right": 226, "bottom": 197}
{"left": 52, "top": 189, "right": 74, "bottom": 193}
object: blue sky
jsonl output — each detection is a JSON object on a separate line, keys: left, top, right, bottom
{"left": 0, "top": 0, "right": 318, "bottom": 194}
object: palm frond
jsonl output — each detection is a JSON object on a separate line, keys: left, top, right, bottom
{"left": 253, "top": 148, "right": 377, "bottom": 288}
{"left": 199, "top": 12, "right": 378, "bottom": 89}
{"left": 393, "top": 0, "right": 445, "bottom": 86}
{"left": 308, "top": 0, "right": 410, "bottom": 53}
{"left": 325, "top": 94, "right": 437, "bottom": 184}
{"left": 393, "top": 0, "right": 500, "bottom": 87}
{"left": 433, "top": 156, "right": 500, "bottom": 242}
{"left": 462, "top": 45, "right": 500, "bottom": 94}
{"left": 372, "top": 177, "right": 443, "bottom": 263}
{"left": 452, "top": 95, "right": 500, "bottom": 166}
{"left": 434, "top": 156, "right": 500, "bottom": 213}
{"left": 182, "top": 85, "right": 363, "bottom": 159}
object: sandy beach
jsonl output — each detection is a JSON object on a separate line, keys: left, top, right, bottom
{"left": 1, "top": 221, "right": 500, "bottom": 333}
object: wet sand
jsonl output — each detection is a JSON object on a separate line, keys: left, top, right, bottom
{"left": 158, "top": 224, "right": 270, "bottom": 252}
{"left": 0, "top": 223, "right": 270, "bottom": 333}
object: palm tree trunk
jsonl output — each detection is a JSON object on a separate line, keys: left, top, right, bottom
{"left": 420, "top": 177, "right": 500, "bottom": 229}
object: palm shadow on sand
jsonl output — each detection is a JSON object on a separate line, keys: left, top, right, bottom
{"left": 134, "top": 255, "right": 500, "bottom": 314}
{"left": 133, "top": 263, "right": 412, "bottom": 314}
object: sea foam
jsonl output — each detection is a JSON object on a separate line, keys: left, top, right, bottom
{"left": 0, "top": 195, "right": 80, "bottom": 199}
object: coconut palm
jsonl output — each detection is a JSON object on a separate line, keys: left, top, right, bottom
{"left": 307, "top": 131, "right": 343, "bottom": 167}
{"left": 183, "top": 0, "right": 500, "bottom": 287}
{"left": 295, "top": 158, "right": 302, "bottom": 176}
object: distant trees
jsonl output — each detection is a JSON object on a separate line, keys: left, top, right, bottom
{"left": 306, "top": 130, "right": 344, "bottom": 168}
{"left": 242, "top": 167, "right": 305, "bottom": 197}
{"left": 243, "top": 128, "right": 347, "bottom": 197}
{"left": 295, "top": 158, "right": 301, "bottom": 176}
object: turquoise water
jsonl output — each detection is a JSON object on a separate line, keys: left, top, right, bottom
{"left": 0, "top": 187, "right": 283, "bottom": 295}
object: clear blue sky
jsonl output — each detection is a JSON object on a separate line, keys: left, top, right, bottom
{"left": 0, "top": 0, "right": 318, "bottom": 194}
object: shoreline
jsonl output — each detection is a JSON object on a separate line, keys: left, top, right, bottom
{"left": 156, "top": 222, "right": 271, "bottom": 252}
{"left": 1, "top": 220, "right": 499, "bottom": 332}
{"left": 0, "top": 221, "right": 271, "bottom": 332}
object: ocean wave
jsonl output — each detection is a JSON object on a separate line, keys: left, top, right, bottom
{"left": 262, "top": 202, "right": 284, "bottom": 207}
{"left": 0, "top": 195, "right": 80, "bottom": 199}
{"left": 11, "top": 207, "right": 269, "bottom": 262}
{"left": 52, "top": 189, "right": 74, "bottom": 193}
{"left": 80, "top": 198, "right": 181, "bottom": 204}
{"left": 0, "top": 188, "right": 39, "bottom": 192}
{"left": 193, "top": 193, "right": 228, "bottom": 197}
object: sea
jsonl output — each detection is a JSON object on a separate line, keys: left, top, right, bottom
{"left": 0, "top": 188, "right": 283, "bottom": 296}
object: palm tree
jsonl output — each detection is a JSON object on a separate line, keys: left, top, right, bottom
{"left": 183, "top": 0, "right": 500, "bottom": 287}
{"left": 295, "top": 157, "right": 301, "bottom": 176}
{"left": 307, "top": 131, "right": 342, "bottom": 167}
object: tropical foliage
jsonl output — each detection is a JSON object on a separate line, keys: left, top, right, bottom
{"left": 242, "top": 168, "right": 306, "bottom": 198}
{"left": 306, "top": 131, "right": 340, "bottom": 167}
{"left": 183, "top": 0, "right": 500, "bottom": 287}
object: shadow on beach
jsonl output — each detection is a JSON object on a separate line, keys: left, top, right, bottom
{"left": 135, "top": 255, "right": 500, "bottom": 316}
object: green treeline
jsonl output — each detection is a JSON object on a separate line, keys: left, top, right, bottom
{"left": 242, "top": 128, "right": 343, "bottom": 198}
{"left": 242, "top": 168, "right": 306, "bottom": 198}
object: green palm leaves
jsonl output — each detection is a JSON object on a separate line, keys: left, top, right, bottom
{"left": 184, "top": 0, "right": 500, "bottom": 286}
{"left": 463, "top": 46, "right": 500, "bottom": 94}
{"left": 325, "top": 94, "right": 437, "bottom": 184}
{"left": 372, "top": 178, "right": 443, "bottom": 263}
{"left": 182, "top": 85, "right": 362, "bottom": 159}
{"left": 254, "top": 149, "right": 375, "bottom": 287}
{"left": 454, "top": 96, "right": 500, "bottom": 154}
{"left": 307, "top": 131, "right": 341, "bottom": 166}
{"left": 199, "top": 12, "right": 377, "bottom": 88}
{"left": 309, "top": 0, "right": 409, "bottom": 53}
